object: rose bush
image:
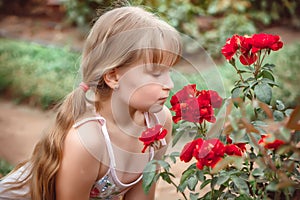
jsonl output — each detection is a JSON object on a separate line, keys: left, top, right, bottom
{"left": 143, "top": 33, "right": 300, "bottom": 199}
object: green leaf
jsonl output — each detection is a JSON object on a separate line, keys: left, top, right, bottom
{"left": 142, "top": 162, "right": 157, "bottom": 194}
{"left": 232, "top": 87, "right": 244, "bottom": 99}
{"left": 261, "top": 78, "right": 279, "bottom": 87}
{"left": 169, "top": 152, "right": 180, "bottom": 163}
{"left": 172, "top": 128, "right": 185, "bottom": 147}
{"left": 254, "top": 83, "right": 272, "bottom": 104}
{"left": 170, "top": 151, "right": 180, "bottom": 157}
{"left": 231, "top": 176, "right": 250, "bottom": 195}
{"left": 200, "top": 179, "right": 211, "bottom": 189}
{"left": 187, "top": 176, "right": 198, "bottom": 191}
{"left": 216, "top": 174, "right": 230, "bottom": 185}
{"left": 180, "top": 168, "right": 195, "bottom": 185}
{"left": 196, "top": 170, "right": 205, "bottom": 182}
{"left": 260, "top": 70, "right": 275, "bottom": 81}
{"left": 190, "top": 193, "right": 199, "bottom": 200}
{"left": 238, "top": 69, "right": 252, "bottom": 74}
{"left": 235, "top": 194, "right": 253, "bottom": 200}
{"left": 266, "top": 181, "right": 278, "bottom": 191}
{"left": 211, "top": 176, "right": 218, "bottom": 189}
{"left": 160, "top": 171, "right": 173, "bottom": 184}
{"left": 252, "top": 168, "right": 264, "bottom": 177}
{"left": 157, "top": 160, "right": 170, "bottom": 170}
{"left": 262, "top": 63, "right": 275, "bottom": 71}
{"left": 273, "top": 110, "right": 284, "bottom": 121}
{"left": 276, "top": 100, "right": 285, "bottom": 111}
{"left": 178, "top": 181, "right": 188, "bottom": 192}
{"left": 284, "top": 109, "right": 294, "bottom": 116}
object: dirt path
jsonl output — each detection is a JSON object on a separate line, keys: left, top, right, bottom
{"left": 0, "top": 99, "right": 54, "bottom": 164}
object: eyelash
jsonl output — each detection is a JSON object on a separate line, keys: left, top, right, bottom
{"left": 150, "top": 68, "right": 172, "bottom": 77}
{"left": 152, "top": 73, "right": 162, "bottom": 77}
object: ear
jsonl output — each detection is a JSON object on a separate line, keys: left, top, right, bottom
{"left": 103, "top": 68, "right": 120, "bottom": 89}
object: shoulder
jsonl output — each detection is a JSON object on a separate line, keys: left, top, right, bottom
{"left": 66, "top": 119, "right": 108, "bottom": 163}
{"left": 56, "top": 120, "right": 105, "bottom": 199}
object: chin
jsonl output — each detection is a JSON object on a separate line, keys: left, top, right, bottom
{"left": 148, "top": 104, "right": 164, "bottom": 113}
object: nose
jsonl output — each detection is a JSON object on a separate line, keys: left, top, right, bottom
{"left": 162, "top": 75, "right": 174, "bottom": 90}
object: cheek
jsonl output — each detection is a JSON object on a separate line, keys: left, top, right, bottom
{"left": 129, "top": 84, "right": 162, "bottom": 104}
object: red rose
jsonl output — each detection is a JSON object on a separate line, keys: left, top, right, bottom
{"left": 170, "top": 85, "right": 222, "bottom": 124}
{"left": 258, "top": 134, "right": 285, "bottom": 150}
{"left": 196, "top": 152, "right": 223, "bottom": 170}
{"left": 225, "top": 144, "right": 243, "bottom": 156}
{"left": 171, "top": 97, "right": 202, "bottom": 123}
{"left": 181, "top": 98, "right": 201, "bottom": 123}
{"left": 196, "top": 151, "right": 222, "bottom": 170}
{"left": 195, "top": 138, "right": 225, "bottom": 158}
{"left": 239, "top": 35, "right": 253, "bottom": 54}
{"left": 170, "top": 84, "right": 200, "bottom": 123}
{"left": 139, "top": 125, "right": 168, "bottom": 153}
{"left": 180, "top": 138, "right": 225, "bottom": 170}
{"left": 226, "top": 136, "right": 246, "bottom": 153}
{"left": 203, "top": 152, "right": 223, "bottom": 168}
{"left": 236, "top": 143, "right": 246, "bottom": 152}
{"left": 180, "top": 138, "right": 203, "bottom": 162}
{"left": 251, "top": 33, "right": 283, "bottom": 53}
{"left": 221, "top": 34, "right": 240, "bottom": 60}
{"left": 193, "top": 138, "right": 225, "bottom": 169}
{"left": 199, "top": 105, "right": 216, "bottom": 123}
{"left": 170, "top": 84, "right": 199, "bottom": 106}
{"left": 239, "top": 52, "right": 258, "bottom": 65}
{"left": 198, "top": 90, "right": 223, "bottom": 108}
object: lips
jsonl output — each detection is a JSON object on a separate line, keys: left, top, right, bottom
{"left": 159, "top": 97, "right": 168, "bottom": 101}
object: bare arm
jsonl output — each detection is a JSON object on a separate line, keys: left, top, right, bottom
{"left": 55, "top": 128, "right": 100, "bottom": 200}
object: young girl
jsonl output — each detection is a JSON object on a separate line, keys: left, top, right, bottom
{"left": 0, "top": 6, "right": 181, "bottom": 200}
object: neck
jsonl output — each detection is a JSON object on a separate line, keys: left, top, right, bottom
{"left": 98, "top": 97, "right": 146, "bottom": 136}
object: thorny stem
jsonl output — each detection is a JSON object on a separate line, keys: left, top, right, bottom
{"left": 250, "top": 147, "right": 254, "bottom": 171}
{"left": 231, "top": 60, "right": 245, "bottom": 83}
{"left": 211, "top": 174, "right": 214, "bottom": 199}
{"left": 196, "top": 122, "right": 206, "bottom": 138}
{"left": 254, "top": 50, "right": 267, "bottom": 78}
{"left": 164, "top": 169, "right": 188, "bottom": 200}
{"left": 259, "top": 49, "right": 268, "bottom": 67}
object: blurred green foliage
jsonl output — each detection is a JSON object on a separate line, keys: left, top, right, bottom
{"left": 270, "top": 43, "right": 300, "bottom": 107}
{"left": 62, "top": 0, "right": 300, "bottom": 57}
{"left": 0, "top": 39, "right": 79, "bottom": 109}
{"left": 0, "top": 159, "right": 13, "bottom": 178}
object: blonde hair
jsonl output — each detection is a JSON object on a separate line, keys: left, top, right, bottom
{"left": 9, "top": 6, "right": 181, "bottom": 199}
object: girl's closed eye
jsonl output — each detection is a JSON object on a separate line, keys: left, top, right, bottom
{"left": 150, "top": 67, "right": 171, "bottom": 77}
{"left": 151, "top": 71, "right": 162, "bottom": 77}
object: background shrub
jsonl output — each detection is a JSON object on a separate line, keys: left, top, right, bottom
{"left": 0, "top": 39, "right": 79, "bottom": 109}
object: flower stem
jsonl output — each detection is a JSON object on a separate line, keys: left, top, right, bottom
{"left": 211, "top": 174, "right": 214, "bottom": 199}
{"left": 231, "top": 60, "right": 245, "bottom": 83}
{"left": 250, "top": 147, "right": 254, "bottom": 171}
{"left": 254, "top": 50, "right": 267, "bottom": 78}
{"left": 165, "top": 169, "right": 188, "bottom": 200}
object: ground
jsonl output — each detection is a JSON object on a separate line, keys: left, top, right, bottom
{"left": 1, "top": 14, "right": 300, "bottom": 199}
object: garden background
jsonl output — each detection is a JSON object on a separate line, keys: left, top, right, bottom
{"left": 0, "top": 0, "right": 299, "bottom": 199}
